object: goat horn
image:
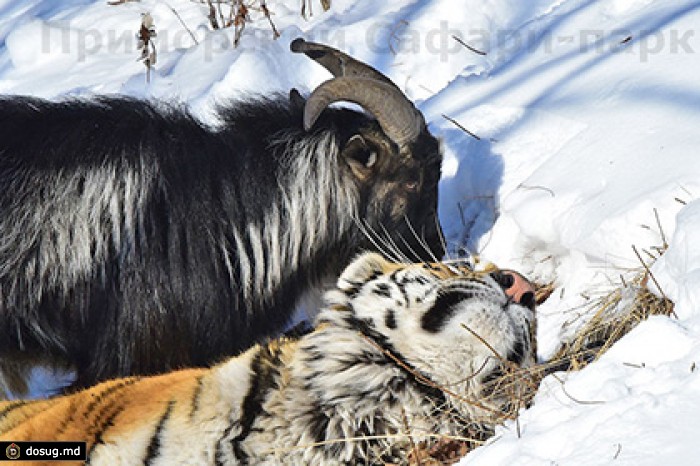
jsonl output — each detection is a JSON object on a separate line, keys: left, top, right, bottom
{"left": 292, "top": 38, "right": 423, "bottom": 147}
{"left": 290, "top": 38, "right": 398, "bottom": 89}
{"left": 303, "top": 77, "right": 422, "bottom": 148}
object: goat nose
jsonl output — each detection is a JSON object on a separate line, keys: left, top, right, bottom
{"left": 491, "top": 270, "right": 536, "bottom": 309}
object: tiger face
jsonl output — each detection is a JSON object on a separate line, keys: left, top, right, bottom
{"left": 319, "top": 252, "right": 537, "bottom": 422}
{"left": 0, "top": 253, "right": 536, "bottom": 466}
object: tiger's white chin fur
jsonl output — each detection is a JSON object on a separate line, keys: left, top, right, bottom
{"left": 0, "top": 252, "right": 536, "bottom": 465}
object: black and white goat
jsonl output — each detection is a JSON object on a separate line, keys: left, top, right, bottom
{"left": 0, "top": 39, "right": 444, "bottom": 394}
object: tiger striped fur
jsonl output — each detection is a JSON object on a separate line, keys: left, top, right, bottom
{"left": 0, "top": 253, "right": 536, "bottom": 465}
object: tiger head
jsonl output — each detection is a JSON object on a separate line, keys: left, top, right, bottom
{"left": 318, "top": 252, "right": 537, "bottom": 428}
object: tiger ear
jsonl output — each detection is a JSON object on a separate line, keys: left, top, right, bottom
{"left": 337, "top": 252, "right": 390, "bottom": 290}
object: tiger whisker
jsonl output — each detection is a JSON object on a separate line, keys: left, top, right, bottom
{"left": 434, "top": 213, "right": 452, "bottom": 261}
{"left": 403, "top": 213, "right": 440, "bottom": 263}
{"left": 377, "top": 221, "right": 412, "bottom": 263}
{"left": 352, "top": 216, "right": 401, "bottom": 263}
{"left": 395, "top": 232, "right": 427, "bottom": 265}
{"left": 367, "top": 219, "right": 408, "bottom": 263}
{"left": 361, "top": 218, "right": 408, "bottom": 263}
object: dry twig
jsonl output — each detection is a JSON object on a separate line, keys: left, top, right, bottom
{"left": 137, "top": 13, "right": 157, "bottom": 83}
{"left": 167, "top": 4, "right": 199, "bottom": 45}
{"left": 441, "top": 113, "right": 481, "bottom": 141}
{"left": 452, "top": 35, "right": 487, "bottom": 55}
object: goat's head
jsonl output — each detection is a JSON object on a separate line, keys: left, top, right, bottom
{"left": 291, "top": 38, "right": 444, "bottom": 262}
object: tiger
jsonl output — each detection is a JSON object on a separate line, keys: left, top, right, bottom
{"left": 0, "top": 252, "right": 537, "bottom": 465}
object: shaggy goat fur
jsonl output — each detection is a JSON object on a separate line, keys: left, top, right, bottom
{"left": 0, "top": 92, "right": 442, "bottom": 394}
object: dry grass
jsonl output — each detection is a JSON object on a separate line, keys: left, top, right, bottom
{"left": 545, "top": 279, "right": 674, "bottom": 373}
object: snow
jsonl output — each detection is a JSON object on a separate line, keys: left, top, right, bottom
{"left": 2, "top": 0, "right": 700, "bottom": 463}
{"left": 651, "top": 200, "right": 700, "bottom": 320}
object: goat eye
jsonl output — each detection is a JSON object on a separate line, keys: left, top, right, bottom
{"left": 403, "top": 181, "right": 419, "bottom": 192}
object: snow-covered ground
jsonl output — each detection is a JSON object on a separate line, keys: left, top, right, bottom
{"left": 2, "top": 0, "right": 700, "bottom": 464}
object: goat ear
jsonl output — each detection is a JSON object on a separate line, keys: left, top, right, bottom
{"left": 337, "top": 252, "right": 389, "bottom": 290}
{"left": 290, "top": 88, "right": 306, "bottom": 108}
{"left": 341, "top": 134, "right": 377, "bottom": 180}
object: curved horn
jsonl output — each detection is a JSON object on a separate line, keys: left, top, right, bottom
{"left": 304, "top": 77, "right": 422, "bottom": 147}
{"left": 290, "top": 38, "right": 397, "bottom": 89}
{"left": 292, "top": 38, "right": 424, "bottom": 147}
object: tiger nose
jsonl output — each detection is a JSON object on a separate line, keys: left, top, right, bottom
{"left": 490, "top": 270, "right": 536, "bottom": 310}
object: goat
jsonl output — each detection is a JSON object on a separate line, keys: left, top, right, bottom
{"left": 0, "top": 39, "right": 444, "bottom": 395}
